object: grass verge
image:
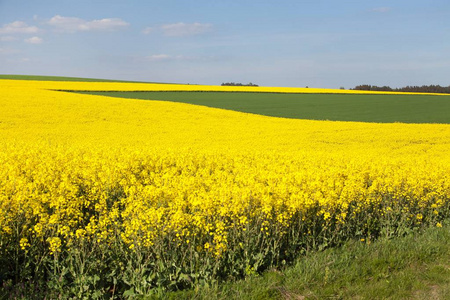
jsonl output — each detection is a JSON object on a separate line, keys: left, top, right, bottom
{"left": 166, "top": 222, "right": 450, "bottom": 300}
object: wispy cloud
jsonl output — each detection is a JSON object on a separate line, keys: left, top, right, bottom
{"left": 161, "top": 22, "right": 212, "bottom": 36}
{"left": 143, "top": 54, "right": 223, "bottom": 63}
{"left": 142, "top": 27, "right": 154, "bottom": 35}
{"left": 0, "top": 47, "right": 19, "bottom": 55}
{"left": 0, "top": 21, "right": 39, "bottom": 35}
{"left": 145, "top": 54, "right": 184, "bottom": 61}
{"left": 47, "top": 15, "right": 129, "bottom": 32}
{"left": 24, "top": 36, "right": 43, "bottom": 44}
{"left": 0, "top": 36, "right": 17, "bottom": 42}
{"left": 371, "top": 7, "right": 391, "bottom": 13}
{"left": 143, "top": 22, "right": 213, "bottom": 37}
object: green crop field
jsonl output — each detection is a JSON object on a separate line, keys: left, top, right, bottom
{"left": 76, "top": 91, "right": 450, "bottom": 124}
{"left": 4, "top": 75, "right": 449, "bottom": 124}
{"left": 0, "top": 74, "right": 150, "bottom": 83}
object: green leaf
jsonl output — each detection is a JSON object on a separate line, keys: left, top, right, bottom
{"left": 123, "top": 287, "right": 136, "bottom": 297}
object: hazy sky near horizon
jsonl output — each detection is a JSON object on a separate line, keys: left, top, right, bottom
{"left": 1, "top": 0, "right": 449, "bottom": 88}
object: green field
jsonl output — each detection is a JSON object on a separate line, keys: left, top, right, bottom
{"left": 76, "top": 91, "right": 450, "bottom": 124}
{"left": 0, "top": 74, "right": 150, "bottom": 83}
{"left": 3, "top": 74, "right": 450, "bottom": 124}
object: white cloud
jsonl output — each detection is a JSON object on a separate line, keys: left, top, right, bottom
{"left": 142, "top": 27, "right": 154, "bottom": 35}
{"left": 47, "top": 15, "right": 129, "bottom": 32}
{"left": 47, "top": 15, "right": 84, "bottom": 32}
{"left": 148, "top": 54, "right": 171, "bottom": 61}
{"left": 161, "top": 22, "right": 212, "bottom": 37}
{"left": 0, "top": 21, "right": 39, "bottom": 34}
{"left": 83, "top": 18, "right": 129, "bottom": 31}
{"left": 371, "top": 7, "right": 391, "bottom": 13}
{"left": 144, "top": 54, "right": 218, "bottom": 62}
{"left": 143, "top": 22, "right": 212, "bottom": 37}
{"left": 146, "top": 54, "right": 178, "bottom": 61}
{"left": 24, "top": 36, "right": 43, "bottom": 44}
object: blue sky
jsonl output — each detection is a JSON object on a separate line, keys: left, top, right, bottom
{"left": 1, "top": 0, "right": 449, "bottom": 88}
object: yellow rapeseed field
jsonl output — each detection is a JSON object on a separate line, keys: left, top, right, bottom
{"left": 1, "top": 79, "right": 449, "bottom": 292}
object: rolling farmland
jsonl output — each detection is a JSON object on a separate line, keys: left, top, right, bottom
{"left": 1, "top": 78, "right": 449, "bottom": 298}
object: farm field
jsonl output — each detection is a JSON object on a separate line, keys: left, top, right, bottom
{"left": 77, "top": 90, "right": 450, "bottom": 123}
{"left": 0, "top": 74, "right": 148, "bottom": 83}
{"left": 1, "top": 78, "right": 450, "bottom": 298}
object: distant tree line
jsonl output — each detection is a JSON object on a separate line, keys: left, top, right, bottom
{"left": 221, "top": 82, "right": 259, "bottom": 87}
{"left": 352, "top": 84, "right": 450, "bottom": 94}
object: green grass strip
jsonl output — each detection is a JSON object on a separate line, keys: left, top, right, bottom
{"left": 76, "top": 91, "right": 450, "bottom": 124}
{"left": 167, "top": 222, "right": 450, "bottom": 300}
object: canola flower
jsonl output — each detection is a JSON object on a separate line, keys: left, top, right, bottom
{"left": 1, "top": 79, "right": 450, "bottom": 294}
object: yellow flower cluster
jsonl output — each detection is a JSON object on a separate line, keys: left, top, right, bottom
{"left": 1, "top": 80, "right": 449, "bottom": 258}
